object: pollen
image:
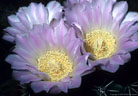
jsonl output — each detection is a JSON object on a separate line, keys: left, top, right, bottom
{"left": 84, "top": 29, "right": 116, "bottom": 60}
{"left": 37, "top": 50, "right": 73, "bottom": 82}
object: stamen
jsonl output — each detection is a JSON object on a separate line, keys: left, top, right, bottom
{"left": 84, "top": 29, "right": 116, "bottom": 60}
{"left": 37, "top": 50, "right": 73, "bottom": 81}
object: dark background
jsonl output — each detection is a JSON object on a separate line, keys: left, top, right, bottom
{"left": 0, "top": 0, "right": 138, "bottom": 96}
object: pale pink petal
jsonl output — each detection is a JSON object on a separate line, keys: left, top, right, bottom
{"left": 47, "top": 1, "right": 63, "bottom": 23}
{"left": 122, "top": 12, "right": 138, "bottom": 23}
{"left": 4, "top": 27, "right": 21, "bottom": 36}
{"left": 112, "top": 1, "right": 128, "bottom": 21}
{"left": 3, "top": 34, "right": 15, "bottom": 42}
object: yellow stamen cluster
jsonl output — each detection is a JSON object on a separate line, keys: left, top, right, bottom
{"left": 37, "top": 50, "right": 73, "bottom": 82}
{"left": 84, "top": 29, "right": 116, "bottom": 60}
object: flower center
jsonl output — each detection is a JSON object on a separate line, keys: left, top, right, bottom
{"left": 84, "top": 29, "right": 116, "bottom": 60}
{"left": 37, "top": 50, "right": 73, "bottom": 82}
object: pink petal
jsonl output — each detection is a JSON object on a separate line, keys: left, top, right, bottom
{"left": 16, "top": 10, "right": 31, "bottom": 29}
{"left": 74, "top": 53, "right": 91, "bottom": 76}
{"left": 37, "top": 3, "right": 49, "bottom": 24}
{"left": 68, "top": 75, "right": 81, "bottom": 89}
{"left": 49, "top": 86, "right": 61, "bottom": 94}
{"left": 6, "top": 55, "right": 27, "bottom": 68}
{"left": 57, "top": 82, "right": 68, "bottom": 93}
{"left": 121, "top": 41, "right": 138, "bottom": 52}
{"left": 13, "top": 71, "right": 41, "bottom": 84}
{"left": 120, "top": 52, "right": 131, "bottom": 64}
{"left": 63, "top": 27, "right": 77, "bottom": 46}
{"left": 31, "top": 81, "right": 56, "bottom": 93}
{"left": 110, "top": 55, "right": 124, "bottom": 65}
{"left": 67, "top": 39, "right": 82, "bottom": 60}
{"left": 53, "top": 20, "right": 68, "bottom": 45}
{"left": 8, "top": 15, "right": 19, "bottom": 23}
{"left": 101, "top": 63, "right": 120, "bottom": 73}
